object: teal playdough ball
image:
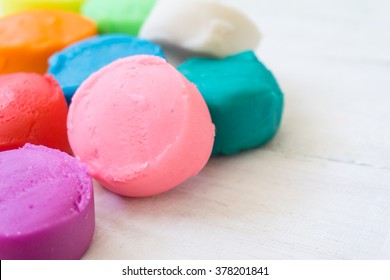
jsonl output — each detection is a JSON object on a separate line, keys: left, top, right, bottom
{"left": 178, "top": 51, "right": 284, "bottom": 155}
{"left": 82, "top": 0, "right": 156, "bottom": 35}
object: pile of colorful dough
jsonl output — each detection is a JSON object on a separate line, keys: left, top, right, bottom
{"left": 0, "top": 0, "right": 284, "bottom": 259}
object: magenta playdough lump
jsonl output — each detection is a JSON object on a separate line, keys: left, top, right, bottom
{"left": 0, "top": 144, "right": 95, "bottom": 260}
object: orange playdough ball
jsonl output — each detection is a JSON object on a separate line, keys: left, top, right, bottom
{"left": 0, "top": 10, "right": 97, "bottom": 74}
{"left": 0, "top": 73, "right": 71, "bottom": 153}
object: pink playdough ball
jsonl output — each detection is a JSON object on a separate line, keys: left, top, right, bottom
{"left": 68, "top": 55, "right": 215, "bottom": 197}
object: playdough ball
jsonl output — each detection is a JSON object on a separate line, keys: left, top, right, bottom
{"left": 0, "top": 0, "right": 85, "bottom": 15}
{"left": 82, "top": 0, "right": 156, "bottom": 35}
{"left": 0, "top": 73, "right": 70, "bottom": 153}
{"left": 68, "top": 55, "right": 215, "bottom": 197}
{"left": 49, "top": 34, "right": 165, "bottom": 104}
{"left": 0, "top": 10, "right": 97, "bottom": 74}
{"left": 0, "top": 144, "right": 95, "bottom": 260}
{"left": 178, "top": 51, "right": 283, "bottom": 155}
{"left": 140, "top": 0, "right": 261, "bottom": 58}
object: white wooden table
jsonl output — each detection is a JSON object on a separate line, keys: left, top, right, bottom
{"left": 3, "top": 0, "right": 390, "bottom": 260}
{"left": 84, "top": 0, "right": 390, "bottom": 259}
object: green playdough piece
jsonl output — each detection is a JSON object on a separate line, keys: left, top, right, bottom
{"left": 81, "top": 0, "right": 156, "bottom": 35}
{"left": 178, "top": 51, "right": 284, "bottom": 155}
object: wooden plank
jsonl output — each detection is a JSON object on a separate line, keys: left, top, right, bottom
{"left": 85, "top": 0, "right": 390, "bottom": 259}
{"left": 85, "top": 150, "right": 390, "bottom": 259}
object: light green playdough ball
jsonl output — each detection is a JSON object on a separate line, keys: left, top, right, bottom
{"left": 178, "top": 51, "right": 284, "bottom": 155}
{"left": 82, "top": 0, "right": 156, "bottom": 35}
